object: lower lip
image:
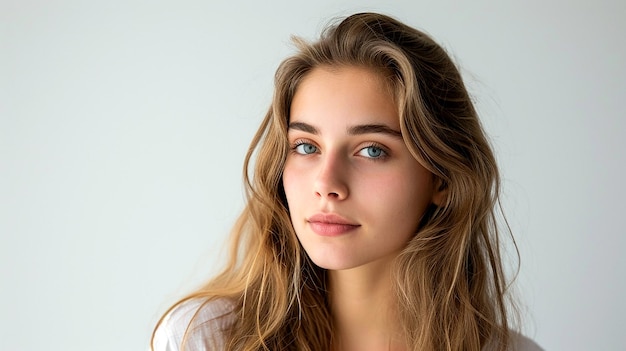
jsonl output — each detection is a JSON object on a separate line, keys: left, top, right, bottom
{"left": 308, "top": 222, "right": 360, "bottom": 236}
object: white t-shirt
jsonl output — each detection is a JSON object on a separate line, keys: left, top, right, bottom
{"left": 153, "top": 299, "right": 234, "bottom": 351}
{"left": 153, "top": 299, "right": 543, "bottom": 351}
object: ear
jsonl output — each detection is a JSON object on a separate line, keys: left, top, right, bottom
{"left": 431, "top": 177, "right": 448, "bottom": 207}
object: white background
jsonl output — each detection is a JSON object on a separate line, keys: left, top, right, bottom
{"left": 2, "top": 1, "right": 624, "bottom": 350}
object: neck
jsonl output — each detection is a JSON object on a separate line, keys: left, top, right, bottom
{"left": 328, "top": 262, "right": 407, "bottom": 351}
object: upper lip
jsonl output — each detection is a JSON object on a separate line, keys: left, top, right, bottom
{"left": 307, "top": 213, "right": 359, "bottom": 226}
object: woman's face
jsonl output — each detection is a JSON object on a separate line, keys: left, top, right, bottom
{"left": 282, "top": 65, "right": 438, "bottom": 271}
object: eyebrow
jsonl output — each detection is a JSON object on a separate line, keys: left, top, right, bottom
{"left": 288, "top": 121, "right": 402, "bottom": 138}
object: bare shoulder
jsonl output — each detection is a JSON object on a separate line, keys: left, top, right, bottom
{"left": 152, "top": 298, "right": 236, "bottom": 351}
{"left": 510, "top": 331, "right": 544, "bottom": 351}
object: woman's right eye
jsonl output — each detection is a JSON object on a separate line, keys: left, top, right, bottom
{"left": 294, "top": 143, "right": 318, "bottom": 155}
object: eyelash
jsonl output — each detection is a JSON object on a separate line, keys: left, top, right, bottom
{"left": 358, "top": 143, "right": 389, "bottom": 160}
{"left": 291, "top": 139, "right": 318, "bottom": 155}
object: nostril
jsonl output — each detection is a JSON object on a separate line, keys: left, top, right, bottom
{"left": 315, "top": 191, "right": 340, "bottom": 198}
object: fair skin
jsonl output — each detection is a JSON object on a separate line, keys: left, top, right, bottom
{"left": 282, "top": 65, "right": 442, "bottom": 351}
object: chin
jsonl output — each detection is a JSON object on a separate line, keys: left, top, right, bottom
{"left": 306, "top": 253, "right": 365, "bottom": 271}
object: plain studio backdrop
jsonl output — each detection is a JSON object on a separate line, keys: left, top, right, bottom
{"left": 1, "top": 1, "right": 624, "bottom": 350}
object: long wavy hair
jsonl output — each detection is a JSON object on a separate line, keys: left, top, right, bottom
{"left": 153, "top": 12, "right": 517, "bottom": 351}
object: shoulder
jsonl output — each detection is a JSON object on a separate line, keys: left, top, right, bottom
{"left": 483, "top": 331, "right": 544, "bottom": 351}
{"left": 152, "top": 298, "right": 236, "bottom": 351}
{"left": 509, "top": 331, "right": 544, "bottom": 351}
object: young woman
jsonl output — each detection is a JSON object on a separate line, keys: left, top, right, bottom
{"left": 152, "top": 12, "right": 542, "bottom": 351}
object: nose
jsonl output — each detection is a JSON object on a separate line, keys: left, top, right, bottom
{"left": 314, "top": 153, "right": 349, "bottom": 200}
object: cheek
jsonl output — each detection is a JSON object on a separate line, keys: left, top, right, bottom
{"left": 282, "top": 163, "right": 303, "bottom": 208}
{"left": 363, "top": 170, "right": 433, "bottom": 224}
{"left": 362, "top": 170, "right": 425, "bottom": 201}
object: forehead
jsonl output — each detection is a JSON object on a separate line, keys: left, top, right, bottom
{"left": 298, "top": 64, "right": 394, "bottom": 98}
{"left": 290, "top": 65, "right": 399, "bottom": 129}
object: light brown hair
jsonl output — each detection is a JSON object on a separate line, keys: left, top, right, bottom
{"left": 153, "top": 12, "right": 517, "bottom": 351}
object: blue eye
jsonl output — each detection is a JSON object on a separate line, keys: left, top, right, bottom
{"left": 294, "top": 143, "right": 318, "bottom": 155}
{"left": 358, "top": 145, "right": 387, "bottom": 159}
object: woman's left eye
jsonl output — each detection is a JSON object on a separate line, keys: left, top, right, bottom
{"left": 357, "top": 145, "right": 387, "bottom": 159}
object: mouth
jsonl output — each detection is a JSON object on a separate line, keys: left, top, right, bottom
{"left": 306, "top": 213, "right": 360, "bottom": 236}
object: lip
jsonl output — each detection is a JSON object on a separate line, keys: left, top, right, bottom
{"left": 306, "top": 213, "right": 360, "bottom": 236}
